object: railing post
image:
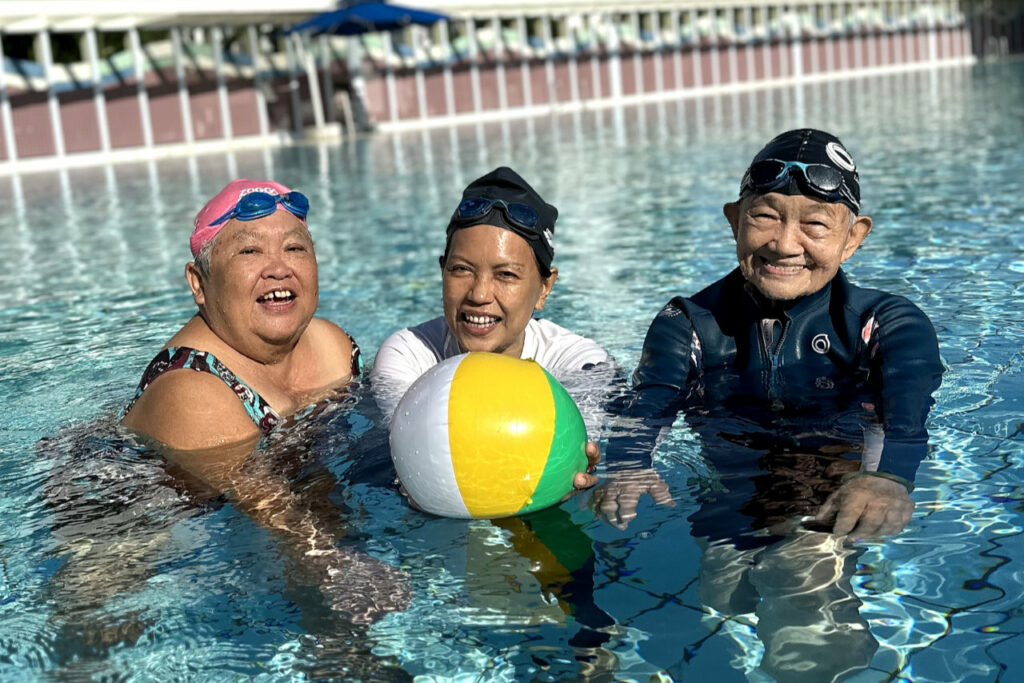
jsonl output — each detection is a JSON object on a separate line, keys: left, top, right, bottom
{"left": 85, "top": 28, "right": 110, "bottom": 153}
{"left": 38, "top": 29, "right": 66, "bottom": 157}
{"left": 171, "top": 27, "right": 195, "bottom": 144}
{"left": 0, "top": 31, "right": 20, "bottom": 163}
{"left": 128, "top": 27, "right": 153, "bottom": 148}
{"left": 212, "top": 26, "right": 234, "bottom": 140}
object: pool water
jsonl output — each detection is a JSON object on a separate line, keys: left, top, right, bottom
{"left": 1, "top": 61, "right": 1022, "bottom": 681}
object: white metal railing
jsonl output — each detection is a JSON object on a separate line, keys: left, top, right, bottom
{"left": 0, "top": 0, "right": 1009, "bottom": 173}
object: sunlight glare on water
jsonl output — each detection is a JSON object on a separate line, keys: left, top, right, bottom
{"left": 0, "top": 63, "right": 1022, "bottom": 681}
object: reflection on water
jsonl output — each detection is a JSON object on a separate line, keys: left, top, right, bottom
{"left": 0, "top": 62, "right": 1022, "bottom": 679}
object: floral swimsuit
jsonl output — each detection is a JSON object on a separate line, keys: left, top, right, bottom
{"left": 123, "top": 338, "right": 361, "bottom": 435}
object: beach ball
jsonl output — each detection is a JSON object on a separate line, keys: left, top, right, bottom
{"left": 389, "top": 352, "right": 588, "bottom": 519}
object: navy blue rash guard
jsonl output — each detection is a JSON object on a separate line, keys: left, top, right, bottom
{"left": 615, "top": 267, "right": 943, "bottom": 484}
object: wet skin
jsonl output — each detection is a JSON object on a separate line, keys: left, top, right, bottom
{"left": 124, "top": 209, "right": 355, "bottom": 451}
{"left": 441, "top": 224, "right": 557, "bottom": 357}
{"left": 724, "top": 192, "right": 872, "bottom": 301}
{"left": 440, "top": 223, "right": 600, "bottom": 488}
{"left": 721, "top": 193, "right": 912, "bottom": 539}
{"left": 186, "top": 211, "right": 319, "bottom": 362}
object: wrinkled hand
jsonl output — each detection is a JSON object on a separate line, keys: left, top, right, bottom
{"left": 592, "top": 468, "right": 675, "bottom": 530}
{"left": 815, "top": 474, "right": 914, "bottom": 539}
{"left": 571, "top": 442, "right": 601, "bottom": 490}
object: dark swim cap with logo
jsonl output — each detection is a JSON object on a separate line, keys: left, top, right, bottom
{"left": 740, "top": 129, "right": 861, "bottom": 214}
{"left": 445, "top": 167, "right": 558, "bottom": 272}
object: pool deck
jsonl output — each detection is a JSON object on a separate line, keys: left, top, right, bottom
{"left": 0, "top": 0, "right": 1019, "bottom": 175}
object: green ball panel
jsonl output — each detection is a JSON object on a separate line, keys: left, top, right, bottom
{"left": 517, "top": 369, "right": 588, "bottom": 515}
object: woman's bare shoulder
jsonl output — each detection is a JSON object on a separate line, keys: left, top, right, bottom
{"left": 306, "top": 318, "right": 356, "bottom": 355}
{"left": 122, "top": 369, "right": 259, "bottom": 450}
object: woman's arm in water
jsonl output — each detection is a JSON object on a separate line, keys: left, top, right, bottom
{"left": 152, "top": 436, "right": 408, "bottom": 623}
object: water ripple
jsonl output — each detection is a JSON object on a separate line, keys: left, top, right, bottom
{"left": 0, "top": 61, "right": 1023, "bottom": 680}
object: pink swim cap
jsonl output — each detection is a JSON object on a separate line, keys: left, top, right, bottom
{"left": 191, "top": 179, "right": 301, "bottom": 258}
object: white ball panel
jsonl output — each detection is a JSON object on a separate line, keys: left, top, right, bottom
{"left": 389, "top": 354, "right": 471, "bottom": 518}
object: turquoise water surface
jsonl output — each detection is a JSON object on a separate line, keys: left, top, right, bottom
{"left": 1, "top": 62, "right": 1022, "bottom": 681}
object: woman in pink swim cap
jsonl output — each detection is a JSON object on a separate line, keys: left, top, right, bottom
{"left": 122, "top": 178, "right": 361, "bottom": 451}
{"left": 120, "top": 180, "right": 408, "bottom": 623}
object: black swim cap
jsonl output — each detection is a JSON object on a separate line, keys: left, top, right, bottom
{"left": 446, "top": 167, "right": 558, "bottom": 272}
{"left": 740, "top": 129, "right": 861, "bottom": 214}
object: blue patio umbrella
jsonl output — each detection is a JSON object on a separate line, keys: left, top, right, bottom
{"left": 286, "top": 1, "right": 448, "bottom": 36}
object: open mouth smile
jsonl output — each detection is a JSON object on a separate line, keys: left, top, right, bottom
{"left": 758, "top": 255, "right": 808, "bottom": 276}
{"left": 257, "top": 289, "right": 296, "bottom": 304}
{"left": 460, "top": 312, "right": 501, "bottom": 334}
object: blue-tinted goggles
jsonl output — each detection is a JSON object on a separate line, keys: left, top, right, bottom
{"left": 451, "top": 197, "right": 540, "bottom": 235}
{"left": 742, "top": 159, "right": 859, "bottom": 213}
{"left": 209, "top": 191, "right": 310, "bottom": 227}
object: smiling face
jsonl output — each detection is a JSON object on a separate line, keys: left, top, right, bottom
{"left": 441, "top": 224, "right": 557, "bottom": 357}
{"left": 186, "top": 211, "right": 318, "bottom": 358}
{"left": 724, "top": 193, "right": 873, "bottom": 301}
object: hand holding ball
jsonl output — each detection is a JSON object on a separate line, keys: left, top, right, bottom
{"left": 389, "top": 353, "right": 588, "bottom": 518}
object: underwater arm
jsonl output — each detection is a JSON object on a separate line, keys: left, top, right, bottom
{"left": 368, "top": 329, "right": 432, "bottom": 421}
{"left": 817, "top": 298, "right": 943, "bottom": 537}
{"left": 593, "top": 300, "right": 695, "bottom": 527}
{"left": 869, "top": 298, "right": 944, "bottom": 483}
{"left": 606, "top": 298, "right": 695, "bottom": 470}
{"left": 164, "top": 438, "right": 407, "bottom": 623}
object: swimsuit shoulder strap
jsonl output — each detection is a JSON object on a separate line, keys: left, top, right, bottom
{"left": 347, "top": 333, "right": 362, "bottom": 377}
{"left": 122, "top": 346, "right": 281, "bottom": 434}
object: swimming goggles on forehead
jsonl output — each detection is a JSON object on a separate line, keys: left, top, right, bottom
{"left": 742, "top": 159, "right": 859, "bottom": 212}
{"left": 450, "top": 197, "right": 541, "bottom": 236}
{"left": 209, "top": 191, "right": 310, "bottom": 227}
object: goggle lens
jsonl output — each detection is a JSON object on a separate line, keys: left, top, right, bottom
{"left": 210, "top": 191, "right": 309, "bottom": 227}
{"left": 454, "top": 197, "right": 540, "bottom": 232}
{"left": 743, "top": 159, "right": 856, "bottom": 210}
{"left": 747, "top": 159, "right": 788, "bottom": 187}
{"left": 504, "top": 203, "right": 539, "bottom": 229}
{"left": 801, "top": 164, "right": 843, "bottom": 192}
{"left": 455, "top": 197, "right": 495, "bottom": 221}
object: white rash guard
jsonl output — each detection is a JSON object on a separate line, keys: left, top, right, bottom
{"left": 370, "top": 317, "right": 611, "bottom": 423}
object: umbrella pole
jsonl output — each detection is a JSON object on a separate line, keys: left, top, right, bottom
{"left": 285, "top": 33, "right": 304, "bottom": 138}
{"left": 346, "top": 36, "right": 372, "bottom": 132}
{"left": 299, "top": 34, "right": 327, "bottom": 132}
{"left": 413, "top": 26, "right": 428, "bottom": 120}
{"left": 38, "top": 29, "right": 66, "bottom": 158}
{"left": 129, "top": 27, "right": 154, "bottom": 149}
{"left": 247, "top": 25, "right": 270, "bottom": 140}
{"left": 320, "top": 35, "right": 337, "bottom": 124}
{"left": 381, "top": 31, "right": 399, "bottom": 123}
{"left": 493, "top": 17, "right": 508, "bottom": 111}
{"left": 466, "top": 19, "right": 482, "bottom": 114}
{"left": 589, "top": 14, "right": 603, "bottom": 100}
{"left": 439, "top": 20, "right": 456, "bottom": 117}
{"left": 212, "top": 26, "right": 233, "bottom": 142}
{"left": 0, "top": 31, "right": 18, "bottom": 163}
{"left": 85, "top": 27, "right": 111, "bottom": 154}
{"left": 517, "top": 16, "right": 532, "bottom": 108}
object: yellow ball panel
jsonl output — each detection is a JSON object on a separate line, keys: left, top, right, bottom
{"left": 448, "top": 353, "right": 556, "bottom": 517}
